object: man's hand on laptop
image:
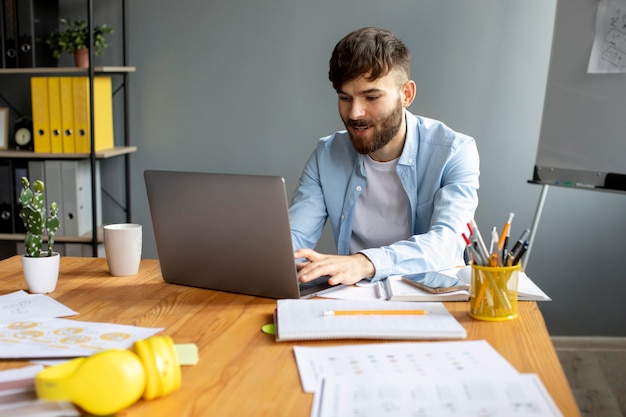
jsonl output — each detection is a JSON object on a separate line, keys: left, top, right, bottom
{"left": 294, "top": 249, "right": 375, "bottom": 286}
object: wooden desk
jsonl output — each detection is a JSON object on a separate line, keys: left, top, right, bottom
{"left": 0, "top": 256, "right": 580, "bottom": 416}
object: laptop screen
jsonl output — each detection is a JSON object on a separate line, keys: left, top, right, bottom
{"left": 144, "top": 170, "right": 334, "bottom": 299}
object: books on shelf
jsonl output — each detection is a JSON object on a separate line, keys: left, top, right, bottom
{"left": 273, "top": 299, "right": 467, "bottom": 342}
{"left": 381, "top": 266, "right": 551, "bottom": 302}
{"left": 30, "top": 76, "right": 114, "bottom": 154}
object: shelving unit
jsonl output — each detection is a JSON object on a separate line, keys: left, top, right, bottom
{"left": 0, "top": 0, "right": 134, "bottom": 257}
{"left": 0, "top": 66, "right": 135, "bottom": 74}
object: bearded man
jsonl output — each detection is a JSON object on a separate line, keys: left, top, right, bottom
{"left": 290, "top": 27, "right": 480, "bottom": 286}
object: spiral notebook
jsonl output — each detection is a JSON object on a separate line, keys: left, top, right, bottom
{"left": 380, "top": 266, "right": 552, "bottom": 302}
{"left": 273, "top": 299, "right": 466, "bottom": 341}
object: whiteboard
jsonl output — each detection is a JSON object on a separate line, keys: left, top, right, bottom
{"left": 533, "top": 0, "right": 626, "bottom": 190}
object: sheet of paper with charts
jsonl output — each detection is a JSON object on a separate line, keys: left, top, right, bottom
{"left": 311, "top": 373, "right": 563, "bottom": 417}
{"left": 294, "top": 340, "right": 563, "bottom": 417}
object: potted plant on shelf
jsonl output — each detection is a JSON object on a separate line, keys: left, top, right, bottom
{"left": 18, "top": 177, "right": 61, "bottom": 294}
{"left": 46, "top": 18, "right": 114, "bottom": 68}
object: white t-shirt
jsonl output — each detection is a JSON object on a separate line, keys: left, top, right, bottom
{"left": 350, "top": 155, "right": 411, "bottom": 254}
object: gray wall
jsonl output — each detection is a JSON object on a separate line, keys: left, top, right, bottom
{"left": 99, "top": 0, "right": 626, "bottom": 335}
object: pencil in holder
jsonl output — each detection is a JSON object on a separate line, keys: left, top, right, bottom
{"left": 470, "top": 263, "right": 520, "bottom": 321}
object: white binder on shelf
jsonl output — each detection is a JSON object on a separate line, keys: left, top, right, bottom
{"left": 27, "top": 161, "right": 46, "bottom": 183}
{"left": 60, "top": 160, "right": 102, "bottom": 238}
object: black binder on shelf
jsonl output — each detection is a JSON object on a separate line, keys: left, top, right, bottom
{"left": 15, "top": 0, "right": 58, "bottom": 68}
{"left": 1, "top": 0, "right": 58, "bottom": 68}
{"left": 11, "top": 159, "right": 26, "bottom": 233}
{"left": 0, "top": 0, "right": 5, "bottom": 67}
{"left": 0, "top": 160, "right": 14, "bottom": 233}
{"left": 1, "top": 0, "right": 18, "bottom": 68}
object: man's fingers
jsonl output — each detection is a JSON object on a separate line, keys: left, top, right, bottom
{"left": 294, "top": 248, "right": 320, "bottom": 261}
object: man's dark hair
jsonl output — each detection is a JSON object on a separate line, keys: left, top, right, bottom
{"left": 328, "top": 27, "right": 410, "bottom": 92}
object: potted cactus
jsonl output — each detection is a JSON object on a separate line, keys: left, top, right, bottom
{"left": 18, "top": 177, "right": 62, "bottom": 293}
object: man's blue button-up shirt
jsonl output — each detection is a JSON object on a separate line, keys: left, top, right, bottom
{"left": 289, "top": 110, "right": 480, "bottom": 281}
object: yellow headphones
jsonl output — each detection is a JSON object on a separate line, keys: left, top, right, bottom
{"left": 35, "top": 335, "right": 181, "bottom": 416}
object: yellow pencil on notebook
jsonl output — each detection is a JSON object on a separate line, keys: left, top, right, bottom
{"left": 323, "top": 310, "right": 429, "bottom": 316}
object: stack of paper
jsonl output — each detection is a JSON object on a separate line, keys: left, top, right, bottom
{"left": 0, "top": 366, "right": 79, "bottom": 416}
{"left": 312, "top": 373, "right": 562, "bottom": 416}
{"left": 293, "top": 340, "right": 564, "bottom": 417}
{"left": 317, "top": 267, "right": 551, "bottom": 302}
{"left": 0, "top": 291, "right": 162, "bottom": 359}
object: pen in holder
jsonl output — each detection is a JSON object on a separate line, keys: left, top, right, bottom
{"left": 470, "top": 263, "right": 520, "bottom": 321}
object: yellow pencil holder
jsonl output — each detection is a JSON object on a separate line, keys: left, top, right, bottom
{"left": 470, "top": 263, "right": 520, "bottom": 321}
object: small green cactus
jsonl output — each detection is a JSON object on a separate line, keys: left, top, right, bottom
{"left": 18, "top": 177, "right": 61, "bottom": 257}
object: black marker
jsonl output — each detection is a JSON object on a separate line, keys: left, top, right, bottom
{"left": 509, "top": 228, "right": 530, "bottom": 257}
{"left": 512, "top": 241, "right": 529, "bottom": 265}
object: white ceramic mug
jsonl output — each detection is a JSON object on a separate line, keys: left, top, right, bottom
{"left": 104, "top": 223, "right": 142, "bottom": 276}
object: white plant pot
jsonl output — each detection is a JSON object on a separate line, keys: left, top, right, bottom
{"left": 21, "top": 252, "right": 61, "bottom": 294}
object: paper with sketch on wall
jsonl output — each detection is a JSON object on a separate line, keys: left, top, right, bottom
{"left": 588, "top": 0, "right": 626, "bottom": 74}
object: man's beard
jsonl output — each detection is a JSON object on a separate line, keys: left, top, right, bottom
{"left": 345, "top": 100, "right": 404, "bottom": 155}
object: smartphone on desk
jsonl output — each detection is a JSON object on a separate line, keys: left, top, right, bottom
{"left": 401, "top": 271, "right": 469, "bottom": 293}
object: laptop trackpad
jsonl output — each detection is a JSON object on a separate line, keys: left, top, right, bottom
{"left": 299, "top": 276, "right": 333, "bottom": 296}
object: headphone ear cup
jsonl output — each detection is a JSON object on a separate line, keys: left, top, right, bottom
{"left": 36, "top": 350, "right": 146, "bottom": 416}
{"left": 132, "top": 335, "right": 181, "bottom": 400}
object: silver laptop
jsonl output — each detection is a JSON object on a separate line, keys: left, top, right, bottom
{"left": 144, "top": 170, "right": 338, "bottom": 299}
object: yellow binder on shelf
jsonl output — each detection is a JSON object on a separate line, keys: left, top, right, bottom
{"left": 30, "top": 77, "right": 50, "bottom": 153}
{"left": 47, "top": 77, "right": 63, "bottom": 153}
{"left": 72, "top": 76, "right": 114, "bottom": 153}
{"left": 59, "top": 77, "right": 76, "bottom": 153}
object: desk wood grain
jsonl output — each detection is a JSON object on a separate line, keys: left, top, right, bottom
{"left": 0, "top": 256, "right": 580, "bottom": 416}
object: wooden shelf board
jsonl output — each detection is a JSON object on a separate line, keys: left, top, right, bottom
{"left": 0, "top": 66, "right": 136, "bottom": 75}
{"left": 1, "top": 227, "right": 104, "bottom": 243}
{"left": 0, "top": 146, "right": 137, "bottom": 159}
